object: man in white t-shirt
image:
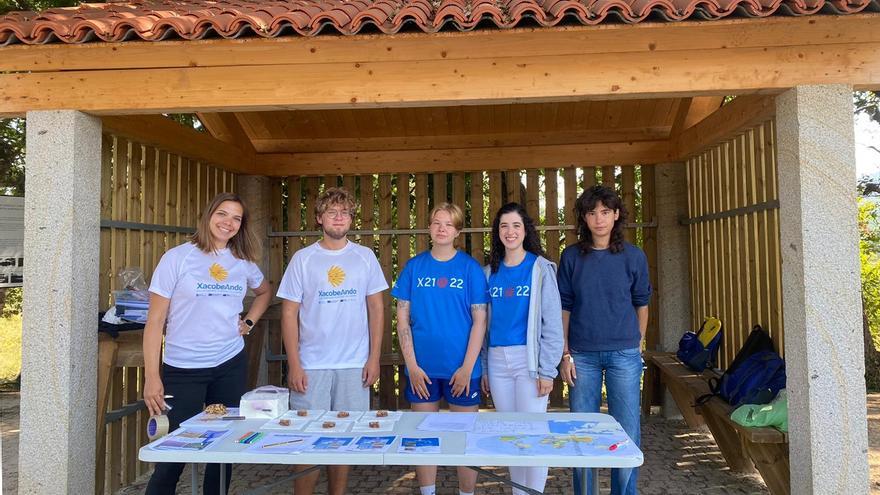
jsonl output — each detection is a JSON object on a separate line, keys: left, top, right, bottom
{"left": 277, "top": 186, "right": 388, "bottom": 495}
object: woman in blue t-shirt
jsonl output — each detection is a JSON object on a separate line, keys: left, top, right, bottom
{"left": 391, "top": 202, "right": 489, "bottom": 495}
{"left": 481, "top": 202, "right": 564, "bottom": 495}
{"left": 558, "top": 185, "right": 652, "bottom": 495}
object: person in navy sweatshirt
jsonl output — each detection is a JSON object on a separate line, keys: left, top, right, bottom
{"left": 558, "top": 185, "right": 652, "bottom": 495}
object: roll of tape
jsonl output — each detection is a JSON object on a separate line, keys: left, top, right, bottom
{"left": 147, "top": 414, "right": 169, "bottom": 441}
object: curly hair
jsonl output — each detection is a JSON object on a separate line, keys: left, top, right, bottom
{"left": 489, "top": 202, "right": 546, "bottom": 273}
{"left": 574, "top": 185, "right": 627, "bottom": 255}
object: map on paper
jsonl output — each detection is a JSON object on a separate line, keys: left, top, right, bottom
{"left": 465, "top": 420, "right": 634, "bottom": 457}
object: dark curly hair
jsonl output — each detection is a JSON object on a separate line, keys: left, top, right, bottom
{"left": 574, "top": 185, "right": 627, "bottom": 255}
{"left": 489, "top": 202, "right": 546, "bottom": 273}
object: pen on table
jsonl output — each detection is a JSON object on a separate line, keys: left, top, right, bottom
{"left": 608, "top": 439, "right": 630, "bottom": 451}
{"left": 262, "top": 438, "right": 305, "bottom": 449}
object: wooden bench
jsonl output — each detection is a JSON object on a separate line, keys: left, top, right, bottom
{"left": 645, "top": 351, "right": 790, "bottom": 495}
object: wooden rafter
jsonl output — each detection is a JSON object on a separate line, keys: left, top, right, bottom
{"left": 196, "top": 112, "right": 256, "bottom": 154}
{"left": 673, "top": 94, "right": 776, "bottom": 159}
{"left": 101, "top": 115, "right": 258, "bottom": 174}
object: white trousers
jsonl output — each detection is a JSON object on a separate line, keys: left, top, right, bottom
{"left": 488, "top": 345, "right": 550, "bottom": 495}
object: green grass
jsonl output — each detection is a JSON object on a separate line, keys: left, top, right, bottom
{"left": 0, "top": 315, "right": 22, "bottom": 384}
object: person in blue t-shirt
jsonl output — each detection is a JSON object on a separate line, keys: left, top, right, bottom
{"left": 558, "top": 185, "right": 652, "bottom": 495}
{"left": 392, "top": 202, "right": 489, "bottom": 495}
{"left": 481, "top": 202, "right": 563, "bottom": 495}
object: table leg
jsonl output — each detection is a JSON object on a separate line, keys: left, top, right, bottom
{"left": 465, "top": 467, "right": 543, "bottom": 495}
{"left": 191, "top": 463, "right": 198, "bottom": 495}
{"left": 220, "top": 463, "right": 227, "bottom": 494}
{"left": 591, "top": 467, "right": 599, "bottom": 494}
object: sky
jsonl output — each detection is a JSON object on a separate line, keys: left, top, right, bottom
{"left": 856, "top": 112, "right": 880, "bottom": 179}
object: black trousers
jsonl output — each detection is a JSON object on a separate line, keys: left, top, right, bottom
{"left": 145, "top": 350, "right": 247, "bottom": 495}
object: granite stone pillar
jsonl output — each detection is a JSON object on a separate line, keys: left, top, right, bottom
{"left": 19, "top": 110, "right": 102, "bottom": 494}
{"left": 776, "top": 85, "right": 869, "bottom": 494}
{"left": 654, "top": 162, "right": 692, "bottom": 419}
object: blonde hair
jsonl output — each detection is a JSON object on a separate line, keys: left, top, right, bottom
{"left": 315, "top": 186, "right": 358, "bottom": 220}
{"left": 191, "top": 192, "right": 261, "bottom": 262}
{"left": 429, "top": 202, "right": 465, "bottom": 231}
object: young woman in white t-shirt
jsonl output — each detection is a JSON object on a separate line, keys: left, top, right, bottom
{"left": 143, "top": 192, "right": 272, "bottom": 495}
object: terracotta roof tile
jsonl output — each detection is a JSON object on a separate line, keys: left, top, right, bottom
{"left": 0, "top": 0, "right": 877, "bottom": 45}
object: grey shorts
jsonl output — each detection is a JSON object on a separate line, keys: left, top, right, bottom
{"left": 289, "top": 368, "right": 370, "bottom": 411}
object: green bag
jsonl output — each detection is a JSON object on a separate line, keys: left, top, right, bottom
{"left": 730, "top": 389, "right": 788, "bottom": 432}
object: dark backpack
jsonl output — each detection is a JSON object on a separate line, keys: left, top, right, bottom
{"left": 676, "top": 317, "right": 723, "bottom": 372}
{"left": 711, "top": 351, "right": 786, "bottom": 407}
{"left": 726, "top": 325, "right": 776, "bottom": 375}
{"left": 697, "top": 327, "right": 785, "bottom": 407}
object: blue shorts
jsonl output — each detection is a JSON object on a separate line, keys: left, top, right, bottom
{"left": 405, "top": 375, "right": 482, "bottom": 406}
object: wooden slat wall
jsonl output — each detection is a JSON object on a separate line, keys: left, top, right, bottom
{"left": 268, "top": 166, "right": 656, "bottom": 409}
{"left": 97, "top": 134, "right": 236, "bottom": 495}
{"left": 685, "top": 119, "right": 783, "bottom": 369}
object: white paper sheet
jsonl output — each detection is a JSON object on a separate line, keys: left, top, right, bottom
{"left": 351, "top": 419, "right": 396, "bottom": 432}
{"left": 347, "top": 435, "right": 396, "bottom": 452}
{"left": 472, "top": 419, "right": 550, "bottom": 435}
{"left": 416, "top": 413, "right": 477, "bottom": 432}
{"left": 304, "top": 419, "right": 354, "bottom": 433}
{"left": 397, "top": 437, "right": 441, "bottom": 454}
{"left": 320, "top": 410, "right": 365, "bottom": 422}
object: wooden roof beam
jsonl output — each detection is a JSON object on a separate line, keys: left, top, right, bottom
{"left": 673, "top": 94, "right": 776, "bottom": 159}
{"left": 196, "top": 112, "right": 257, "bottom": 155}
{"left": 101, "top": 115, "right": 260, "bottom": 174}
{"left": 249, "top": 126, "right": 672, "bottom": 153}
{"left": 252, "top": 140, "right": 673, "bottom": 176}
{"left": 1, "top": 15, "right": 878, "bottom": 115}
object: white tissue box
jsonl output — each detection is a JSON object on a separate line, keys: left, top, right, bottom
{"left": 239, "top": 386, "right": 289, "bottom": 419}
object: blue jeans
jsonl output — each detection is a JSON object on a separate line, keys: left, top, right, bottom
{"left": 569, "top": 348, "right": 643, "bottom": 495}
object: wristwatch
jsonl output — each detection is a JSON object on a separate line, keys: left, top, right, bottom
{"left": 244, "top": 318, "right": 255, "bottom": 329}
{"left": 562, "top": 353, "right": 573, "bottom": 364}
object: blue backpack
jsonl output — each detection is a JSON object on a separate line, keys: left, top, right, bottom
{"left": 704, "top": 350, "right": 786, "bottom": 407}
{"left": 677, "top": 317, "right": 723, "bottom": 372}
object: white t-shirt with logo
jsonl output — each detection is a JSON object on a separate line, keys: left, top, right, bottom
{"left": 149, "top": 242, "right": 264, "bottom": 368}
{"left": 277, "top": 240, "right": 389, "bottom": 370}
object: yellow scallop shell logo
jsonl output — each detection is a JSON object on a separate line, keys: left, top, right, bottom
{"left": 209, "top": 263, "right": 229, "bottom": 282}
{"left": 327, "top": 265, "right": 346, "bottom": 287}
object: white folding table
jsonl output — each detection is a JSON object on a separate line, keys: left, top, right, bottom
{"left": 139, "top": 411, "right": 643, "bottom": 494}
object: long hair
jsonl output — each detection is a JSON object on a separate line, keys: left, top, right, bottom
{"left": 489, "top": 202, "right": 546, "bottom": 273}
{"left": 574, "top": 185, "right": 627, "bottom": 255}
{"left": 191, "top": 192, "right": 261, "bottom": 262}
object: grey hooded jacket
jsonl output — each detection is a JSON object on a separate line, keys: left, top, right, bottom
{"left": 482, "top": 255, "right": 565, "bottom": 380}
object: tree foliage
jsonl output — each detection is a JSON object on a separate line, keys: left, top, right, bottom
{"left": 0, "top": 0, "right": 78, "bottom": 15}
{"left": 855, "top": 90, "right": 880, "bottom": 126}
{"left": 0, "top": 118, "right": 25, "bottom": 196}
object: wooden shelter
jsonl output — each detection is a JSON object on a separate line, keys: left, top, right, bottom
{"left": 1, "top": 1, "right": 878, "bottom": 493}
